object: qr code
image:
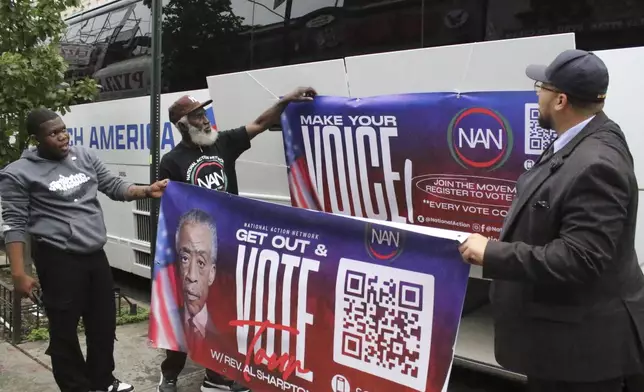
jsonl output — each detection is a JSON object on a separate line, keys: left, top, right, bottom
{"left": 333, "top": 258, "right": 435, "bottom": 391}
{"left": 524, "top": 103, "right": 558, "bottom": 155}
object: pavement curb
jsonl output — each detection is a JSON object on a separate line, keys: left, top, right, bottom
{"left": 6, "top": 341, "right": 52, "bottom": 371}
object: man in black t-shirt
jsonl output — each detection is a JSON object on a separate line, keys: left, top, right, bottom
{"left": 156, "top": 87, "right": 317, "bottom": 392}
{"left": 158, "top": 98, "right": 250, "bottom": 195}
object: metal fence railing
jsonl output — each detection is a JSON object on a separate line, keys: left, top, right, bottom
{"left": 0, "top": 273, "right": 44, "bottom": 344}
{"left": 0, "top": 271, "right": 138, "bottom": 344}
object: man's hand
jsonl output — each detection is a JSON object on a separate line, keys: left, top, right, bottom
{"left": 280, "top": 87, "right": 318, "bottom": 104}
{"left": 13, "top": 273, "right": 39, "bottom": 298}
{"left": 458, "top": 234, "right": 489, "bottom": 266}
{"left": 247, "top": 87, "right": 318, "bottom": 139}
{"left": 147, "top": 179, "right": 169, "bottom": 198}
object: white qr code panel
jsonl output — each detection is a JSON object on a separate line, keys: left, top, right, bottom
{"left": 333, "top": 258, "right": 435, "bottom": 391}
{"left": 524, "top": 103, "right": 558, "bottom": 155}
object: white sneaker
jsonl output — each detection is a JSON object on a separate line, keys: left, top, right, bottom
{"left": 103, "top": 379, "right": 135, "bottom": 392}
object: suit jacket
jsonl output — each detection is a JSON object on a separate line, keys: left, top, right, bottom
{"left": 183, "top": 306, "right": 223, "bottom": 352}
{"left": 185, "top": 306, "right": 241, "bottom": 371}
{"left": 483, "top": 111, "right": 644, "bottom": 382}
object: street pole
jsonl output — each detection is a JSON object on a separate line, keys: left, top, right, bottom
{"left": 149, "top": 0, "right": 162, "bottom": 270}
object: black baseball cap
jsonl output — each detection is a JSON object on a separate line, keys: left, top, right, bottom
{"left": 526, "top": 49, "right": 609, "bottom": 102}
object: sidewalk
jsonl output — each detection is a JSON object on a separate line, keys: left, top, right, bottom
{"left": 0, "top": 323, "right": 205, "bottom": 392}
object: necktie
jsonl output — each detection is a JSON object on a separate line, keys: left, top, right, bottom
{"left": 187, "top": 318, "right": 200, "bottom": 348}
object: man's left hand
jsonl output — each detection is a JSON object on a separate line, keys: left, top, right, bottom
{"left": 281, "top": 87, "right": 318, "bottom": 103}
{"left": 458, "top": 233, "right": 489, "bottom": 266}
{"left": 147, "top": 179, "right": 169, "bottom": 198}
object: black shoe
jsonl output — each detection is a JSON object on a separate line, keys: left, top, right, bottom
{"left": 201, "top": 374, "right": 251, "bottom": 392}
{"left": 157, "top": 375, "right": 177, "bottom": 392}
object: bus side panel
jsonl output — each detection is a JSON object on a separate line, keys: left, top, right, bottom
{"left": 595, "top": 46, "right": 644, "bottom": 271}
{"left": 344, "top": 34, "right": 576, "bottom": 95}
{"left": 596, "top": 47, "right": 644, "bottom": 186}
{"left": 63, "top": 89, "right": 212, "bottom": 166}
{"left": 206, "top": 59, "right": 351, "bottom": 205}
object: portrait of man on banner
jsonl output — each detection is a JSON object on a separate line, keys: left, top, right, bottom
{"left": 151, "top": 203, "right": 243, "bottom": 382}
{"left": 174, "top": 208, "right": 220, "bottom": 351}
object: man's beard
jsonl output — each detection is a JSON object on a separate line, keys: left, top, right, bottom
{"left": 538, "top": 112, "right": 554, "bottom": 131}
{"left": 187, "top": 124, "right": 218, "bottom": 146}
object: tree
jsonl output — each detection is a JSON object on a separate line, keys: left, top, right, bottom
{"left": 143, "top": 0, "right": 246, "bottom": 92}
{"left": 0, "top": 0, "right": 99, "bottom": 168}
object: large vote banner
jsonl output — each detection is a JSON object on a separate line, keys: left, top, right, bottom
{"left": 149, "top": 181, "right": 470, "bottom": 392}
{"left": 280, "top": 92, "right": 556, "bottom": 238}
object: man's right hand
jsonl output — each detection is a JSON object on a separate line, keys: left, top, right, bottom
{"left": 13, "top": 273, "right": 39, "bottom": 298}
{"left": 281, "top": 86, "right": 318, "bottom": 103}
{"left": 6, "top": 243, "right": 39, "bottom": 299}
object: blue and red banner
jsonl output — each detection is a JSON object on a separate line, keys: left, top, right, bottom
{"left": 149, "top": 181, "right": 470, "bottom": 392}
{"left": 280, "top": 92, "right": 555, "bottom": 238}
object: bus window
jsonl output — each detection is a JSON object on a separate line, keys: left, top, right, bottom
{"left": 62, "top": 0, "right": 152, "bottom": 102}
{"left": 285, "top": 0, "right": 486, "bottom": 64}
{"left": 62, "top": 0, "right": 644, "bottom": 99}
{"left": 486, "top": 0, "right": 644, "bottom": 51}
{"left": 123, "top": 1, "right": 152, "bottom": 57}
{"left": 160, "top": 0, "right": 488, "bottom": 94}
{"left": 160, "top": 0, "right": 256, "bottom": 93}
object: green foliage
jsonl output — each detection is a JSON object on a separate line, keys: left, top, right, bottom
{"left": 116, "top": 306, "right": 150, "bottom": 325}
{"left": 25, "top": 326, "right": 50, "bottom": 342}
{"left": 0, "top": 0, "right": 99, "bottom": 168}
{"left": 24, "top": 305, "right": 150, "bottom": 342}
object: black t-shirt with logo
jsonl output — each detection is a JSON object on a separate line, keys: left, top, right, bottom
{"left": 159, "top": 127, "right": 250, "bottom": 195}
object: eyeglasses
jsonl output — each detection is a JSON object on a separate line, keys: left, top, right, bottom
{"left": 534, "top": 81, "right": 560, "bottom": 94}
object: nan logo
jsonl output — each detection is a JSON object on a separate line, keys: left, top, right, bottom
{"left": 364, "top": 222, "right": 405, "bottom": 262}
{"left": 447, "top": 107, "right": 513, "bottom": 171}
{"left": 186, "top": 155, "right": 227, "bottom": 191}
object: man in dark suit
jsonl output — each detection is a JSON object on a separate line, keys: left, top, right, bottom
{"left": 458, "top": 49, "right": 644, "bottom": 391}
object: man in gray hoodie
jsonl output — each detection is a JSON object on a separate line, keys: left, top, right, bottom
{"left": 0, "top": 108, "right": 168, "bottom": 392}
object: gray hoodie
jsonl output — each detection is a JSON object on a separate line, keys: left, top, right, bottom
{"left": 0, "top": 146, "right": 133, "bottom": 254}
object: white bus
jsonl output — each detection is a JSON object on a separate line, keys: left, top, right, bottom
{"left": 56, "top": 0, "right": 644, "bottom": 380}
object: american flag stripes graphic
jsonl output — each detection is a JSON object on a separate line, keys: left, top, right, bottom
{"left": 148, "top": 207, "right": 187, "bottom": 352}
{"left": 282, "top": 114, "right": 323, "bottom": 210}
